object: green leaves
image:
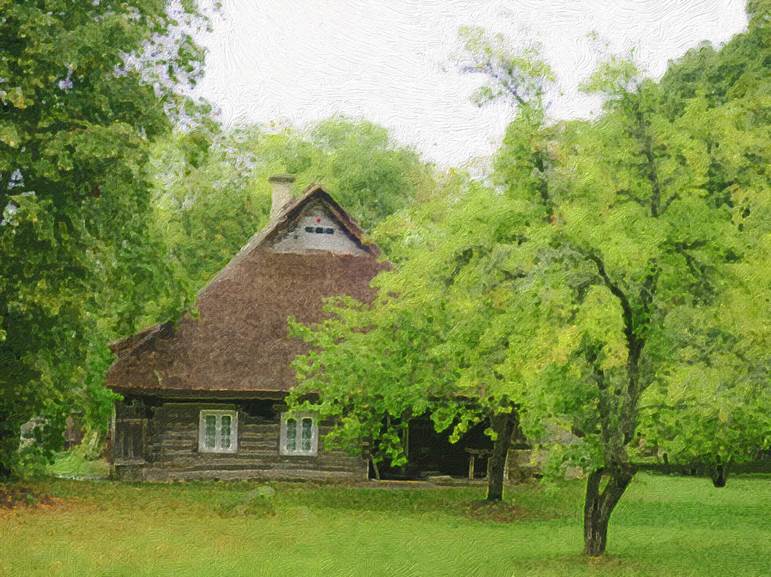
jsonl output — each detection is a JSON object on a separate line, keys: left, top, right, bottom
{"left": 0, "top": 0, "right": 207, "bottom": 475}
{"left": 286, "top": 18, "right": 769, "bottom": 491}
{"left": 147, "top": 117, "right": 435, "bottom": 290}
{"left": 456, "top": 25, "right": 555, "bottom": 108}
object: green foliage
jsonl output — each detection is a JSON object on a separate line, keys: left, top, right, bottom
{"left": 456, "top": 25, "right": 555, "bottom": 107}
{"left": 0, "top": 0, "right": 206, "bottom": 476}
{"left": 288, "top": 13, "right": 769, "bottom": 553}
{"left": 150, "top": 118, "right": 435, "bottom": 289}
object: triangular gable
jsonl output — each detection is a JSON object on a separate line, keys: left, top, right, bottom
{"left": 269, "top": 199, "right": 366, "bottom": 255}
{"left": 199, "top": 184, "right": 378, "bottom": 298}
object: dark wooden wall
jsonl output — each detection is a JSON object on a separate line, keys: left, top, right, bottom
{"left": 113, "top": 397, "right": 368, "bottom": 482}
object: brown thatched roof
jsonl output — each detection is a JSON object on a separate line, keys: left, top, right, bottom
{"left": 106, "top": 185, "right": 386, "bottom": 396}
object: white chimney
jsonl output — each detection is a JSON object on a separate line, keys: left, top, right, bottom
{"left": 268, "top": 174, "right": 295, "bottom": 219}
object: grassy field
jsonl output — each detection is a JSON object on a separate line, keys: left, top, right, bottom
{"left": 1, "top": 473, "right": 769, "bottom": 577}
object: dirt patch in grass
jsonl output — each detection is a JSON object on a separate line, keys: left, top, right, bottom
{"left": 465, "top": 499, "right": 558, "bottom": 523}
{"left": 0, "top": 485, "right": 60, "bottom": 511}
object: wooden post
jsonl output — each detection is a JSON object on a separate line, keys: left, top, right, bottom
{"left": 468, "top": 454, "right": 476, "bottom": 480}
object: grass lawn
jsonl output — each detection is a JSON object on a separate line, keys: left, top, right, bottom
{"left": 1, "top": 473, "right": 768, "bottom": 577}
{"left": 45, "top": 451, "right": 111, "bottom": 480}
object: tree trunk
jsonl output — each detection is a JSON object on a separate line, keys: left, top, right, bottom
{"left": 370, "top": 454, "right": 381, "bottom": 481}
{"left": 0, "top": 459, "right": 11, "bottom": 480}
{"left": 583, "top": 467, "right": 634, "bottom": 556}
{"left": 0, "top": 420, "right": 19, "bottom": 479}
{"left": 583, "top": 470, "right": 609, "bottom": 556}
{"left": 711, "top": 464, "right": 728, "bottom": 488}
{"left": 486, "top": 411, "right": 517, "bottom": 502}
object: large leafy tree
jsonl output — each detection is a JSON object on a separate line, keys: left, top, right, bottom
{"left": 0, "top": 0, "right": 206, "bottom": 475}
{"left": 289, "top": 175, "right": 541, "bottom": 496}
{"left": 633, "top": 0, "right": 771, "bottom": 488}
{"left": 288, "top": 28, "right": 558, "bottom": 502}
{"left": 450, "top": 14, "right": 769, "bottom": 552}
{"left": 510, "top": 11, "right": 769, "bottom": 553}
{"left": 287, "top": 8, "right": 769, "bottom": 558}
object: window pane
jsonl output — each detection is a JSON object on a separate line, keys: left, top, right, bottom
{"left": 204, "top": 415, "right": 217, "bottom": 448}
{"left": 286, "top": 418, "right": 297, "bottom": 451}
{"left": 301, "top": 418, "right": 313, "bottom": 452}
{"left": 220, "top": 415, "right": 232, "bottom": 449}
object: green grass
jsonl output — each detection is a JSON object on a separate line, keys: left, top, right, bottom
{"left": 45, "top": 451, "right": 110, "bottom": 480}
{"left": 1, "top": 474, "right": 768, "bottom": 577}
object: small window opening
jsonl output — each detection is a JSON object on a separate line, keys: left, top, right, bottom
{"left": 303, "top": 225, "right": 336, "bottom": 235}
{"left": 281, "top": 413, "right": 318, "bottom": 456}
{"left": 198, "top": 410, "right": 238, "bottom": 453}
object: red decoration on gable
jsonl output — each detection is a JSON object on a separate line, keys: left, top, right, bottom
{"left": 315, "top": 217, "right": 321, "bottom": 223}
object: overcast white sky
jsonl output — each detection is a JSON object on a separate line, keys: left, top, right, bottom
{"left": 194, "top": 0, "right": 748, "bottom": 167}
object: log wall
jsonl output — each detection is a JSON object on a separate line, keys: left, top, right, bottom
{"left": 112, "top": 398, "right": 368, "bottom": 482}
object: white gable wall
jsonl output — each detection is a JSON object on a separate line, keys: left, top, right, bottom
{"left": 269, "top": 201, "right": 367, "bottom": 255}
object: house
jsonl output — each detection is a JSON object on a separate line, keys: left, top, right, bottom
{"left": 105, "top": 176, "right": 386, "bottom": 481}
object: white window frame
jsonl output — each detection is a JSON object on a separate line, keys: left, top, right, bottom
{"left": 279, "top": 412, "right": 318, "bottom": 456}
{"left": 198, "top": 410, "right": 238, "bottom": 454}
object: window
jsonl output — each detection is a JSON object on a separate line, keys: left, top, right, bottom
{"left": 198, "top": 410, "right": 238, "bottom": 453}
{"left": 303, "top": 226, "right": 335, "bottom": 235}
{"left": 280, "top": 413, "right": 318, "bottom": 456}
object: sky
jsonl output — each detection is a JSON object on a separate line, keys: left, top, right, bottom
{"left": 194, "top": 0, "right": 749, "bottom": 168}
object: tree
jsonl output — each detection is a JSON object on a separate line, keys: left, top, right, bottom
{"left": 521, "top": 42, "right": 769, "bottom": 553}
{"left": 634, "top": 2, "right": 771, "bottom": 488}
{"left": 290, "top": 27, "right": 559, "bottom": 503}
{"left": 0, "top": 0, "right": 206, "bottom": 476}
{"left": 289, "top": 12, "right": 768, "bottom": 555}
{"left": 288, "top": 175, "right": 535, "bottom": 499}
{"left": 302, "top": 118, "right": 435, "bottom": 230}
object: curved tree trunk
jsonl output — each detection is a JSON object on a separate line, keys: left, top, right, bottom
{"left": 583, "top": 467, "right": 635, "bottom": 556}
{"left": 0, "top": 458, "right": 11, "bottom": 480}
{"left": 486, "top": 411, "right": 518, "bottom": 502}
{"left": 0, "top": 418, "right": 19, "bottom": 479}
{"left": 711, "top": 463, "right": 729, "bottom": 488}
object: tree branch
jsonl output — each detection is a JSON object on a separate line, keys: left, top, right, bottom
{"left": 585, "top": 252, "right": 636, "bottom": 353}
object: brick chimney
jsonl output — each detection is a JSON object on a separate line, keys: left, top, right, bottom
{"left": 268, "top": 174, "right": 295, "bottom": 219}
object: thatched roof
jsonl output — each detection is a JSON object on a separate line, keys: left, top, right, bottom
{"left": 106, "top": 184, "right": 386, "bottom": 396}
